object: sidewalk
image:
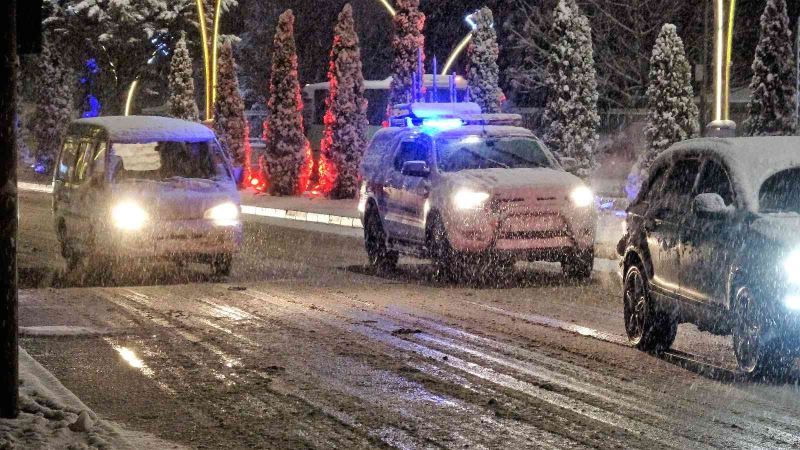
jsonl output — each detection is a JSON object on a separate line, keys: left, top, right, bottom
{"left": 1, "top": 347, "right": 185, "bottom": 449}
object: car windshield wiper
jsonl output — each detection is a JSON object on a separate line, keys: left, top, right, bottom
{"left": 457, "top": 147, "right": 510, "bottom": 169}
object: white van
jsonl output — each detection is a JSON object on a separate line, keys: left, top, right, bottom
{"left": 53, "top": 116, "right": 242, "bottom": 276}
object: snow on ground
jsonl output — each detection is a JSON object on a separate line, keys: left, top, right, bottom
{"left": 0, "top": 348, "right": 185, "bottom": 450}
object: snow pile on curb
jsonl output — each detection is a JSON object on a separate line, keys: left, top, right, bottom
{"left": 0, "top": 348, "right": 184, "bottom": 450}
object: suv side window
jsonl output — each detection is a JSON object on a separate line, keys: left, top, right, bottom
{"left": 696, "top": 160, "right": 734, "bottom": 205}
{"left": 394, "top": 139, "right": 429, "bottom": 172}
{"left": 640, "top": 166, "right": 668, "bottom": 203}
{"left": 56, "top": 138, "right": 79, "bottom": 182}
{"left": 652, "top": 158, "right": 701, "bottom": 220}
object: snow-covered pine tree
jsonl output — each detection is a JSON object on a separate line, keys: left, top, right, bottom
{"left": 168, "top": 32, "right": 200, "bottom": 122}
{"left": 264, "top": 10, "right": 312, "bottom": 196}
{"left": 31, "top": 36, "right": 74, "bottom": 166}
{"left": 388, "top": 0, "right": 425, "bottom": 109}
{"left": 640, "top": 24, "right": 699, "bottom": 173}
{"left": 466, "top": 7, "right": 501, "bottom": 113}
{"left": 318, "top": 4, "right": 369, "bottom": 199}
{"left": 745, "top": 0, "right": 797, "bottom": 136}
{"left": 214, "top": 41, "right": 248, "bottom": 169}
{"left": 542, "top": 0, "right": 599, "bottom": 178}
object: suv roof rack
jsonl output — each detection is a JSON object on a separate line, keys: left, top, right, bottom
{"left": 389, "top": 102, "right": 523, "bottom": 128}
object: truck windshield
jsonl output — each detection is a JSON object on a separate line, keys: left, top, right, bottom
{"left": 436, "top": 136, "right": 554, "bottom": 173}
{"left": 760, "top": 168, "right": 800, "bottom": 213}
{"left": 110, "top": 140, "right": 231, "bottom": 182}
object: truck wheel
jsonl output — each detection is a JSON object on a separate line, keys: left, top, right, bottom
{"left": 364, "top": 210, "right": 398, "bottom": 273}
{"left": 562, "top": 249, "right": 594, "bottom": 280}
{"left": 428, "top": 217, "right": 457, "bottom": 280}
{"left": 623, "top": 264, "right": 677, "bottom": 352}
{"left": 211, "top": 254, "right": 233, "bottom": 277}
{"left": 733, "top": 286, "right": 793, "bottom": 379}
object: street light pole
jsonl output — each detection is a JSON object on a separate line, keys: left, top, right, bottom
{"left": 795, "top": 15, "right": 799, "bottom": 130}
{"left": 708, "top": 0, "right": 737, "bottom": 137}
{"left": 0, "top": 0, "right": 19, "bottom": 419}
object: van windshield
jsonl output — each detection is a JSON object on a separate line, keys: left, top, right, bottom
{"left": 110, "top": 140, "right": 231, "bottom": 183}
{"left": 436, "top": 136, "right": 555, "bottom": 173}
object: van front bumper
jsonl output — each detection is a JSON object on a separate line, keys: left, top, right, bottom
{"left": 97, "top": 219, "right": 243, "bottom": 259}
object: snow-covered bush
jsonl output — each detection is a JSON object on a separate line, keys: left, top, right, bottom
{"left": 214, "top": 41, "right": 248, "bottom": 168}
{"left": 630, "top": 24, "right": 699, "bottom": 194}
{"left": 388, "top": 0, "right": 425, "bottom": 108}
{"left": 318, "top": 4, "right": 369, "bottom": 199}
{"left": 264, "top": 10, "right": 312, "bottom": 196}
{"left": 31, "top": 36, "right": 74, "bottom": 165}
{"left": 542, "top": 0, "right": 599, "bottom": 178}
{"left": 167, "top": 33, "right": 199, "bottom": 122}
{"left": 466, "top": 7, "right": 501, "bottom": 113}
{"left": 744, "top": 0, "right": 797, "bottom": 136}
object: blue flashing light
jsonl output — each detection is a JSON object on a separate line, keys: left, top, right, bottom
{"left": 420, "top": 118, "right": 464, "bottom": 133}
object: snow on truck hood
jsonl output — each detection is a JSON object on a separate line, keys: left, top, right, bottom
{"left": 751, "top": 215, "right": 800, "bottom": 248}
{"left": 111, "top": 178, "right": 239, "bottom": 220}
{"left": 440, "top": 167, "right": 582, "bottom": 193}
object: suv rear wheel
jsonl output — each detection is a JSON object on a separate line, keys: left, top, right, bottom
{"left": 623, "top": 263, "right": 677, "bottom": 351}
{"left": 364, "top": 209, "right": 398, "bottom": 273}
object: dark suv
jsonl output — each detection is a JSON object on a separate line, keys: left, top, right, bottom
{"left": 618, "top": 137, "right": 800, "bottom": 376}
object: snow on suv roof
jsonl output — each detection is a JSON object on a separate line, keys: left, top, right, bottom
{"left": 74, "top": 116, "right": 216, "bottom": 143}
{"left": 662, "top": 136, "right": 800, "bottom": 210}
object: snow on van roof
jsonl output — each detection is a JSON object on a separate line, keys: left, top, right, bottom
{"left": 74, "top": 116, "right": 216, "bottom": 143}
{"left": 662, "top": 136, "right": 800, "bottom": 211}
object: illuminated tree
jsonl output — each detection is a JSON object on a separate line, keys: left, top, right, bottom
{"left": 264, "top": 10, "right": 312, "bottom": 196}
{"left": 168, "top": 33, "right": 199, "bottom": 121}
{"left": 745, "top": 0, "right": 797, "bottom": 136}
{"left": 542, "top": 0, "right": 599, "bottom": 178}
{"left": 214, "top": 42, "right": 247, "bottom": 168}
{"left": 31, "top": 36, "right": 74, "bottom": 165}
{"left": 388, "top": 0, "right": 425, "bottom": 108}
{"left": 466, "top": 7, "right": 501, "bottom": 113}
{"left": 318, "top": 4, "right": 369, "bottom": 199}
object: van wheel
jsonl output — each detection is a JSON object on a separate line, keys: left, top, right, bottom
{"left": 364, "top": 210, "right": 397, "bottom": 273}
{"left": 733, "top": 286, "right": 792, "bottom": 379}
{"left": 562, "top": 250, "right": 594, "bottom": 280}
{"left": 211, "top": 254, "right": 233, "bottom": 277}
{"left": 623, "top": 264, "right": 677, "bottom": 351}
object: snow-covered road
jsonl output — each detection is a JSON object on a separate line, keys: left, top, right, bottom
{"left": 16, "top": 190, "right": 800, "bottom": 449}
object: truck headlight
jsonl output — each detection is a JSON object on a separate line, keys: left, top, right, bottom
{"left": 453, "top": 189, "right": 490, "bottom": 210}
{"left": 569, "top": 186, "right": 594, "bottom": 208}
{"left": 205, "top": 202, "right": 240, "bottom": 226}
{"left": 111, "top": 202, "right": 148, "bottom": 231}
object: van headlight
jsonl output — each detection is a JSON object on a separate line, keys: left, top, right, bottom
{"left": 569, "top": 186, "right": 594, "bottom": 208}
{"left": 453, "top": 189, "right": 490, "bottom": 210}
{"left": 205, "top": 202, "right": 240, "bottom": 226}
{"left": 111, "top": 202, "right": 149, "bottom": 231}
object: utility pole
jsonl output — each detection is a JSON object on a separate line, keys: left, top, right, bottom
{"left": 796, "top": 16, "right": 799, "bottom": 130}
{"left": 701, "top": 0, "right": 711, "bottom": 132}
{"left": 0, "top": 0, "right": 19, "bottom": 419}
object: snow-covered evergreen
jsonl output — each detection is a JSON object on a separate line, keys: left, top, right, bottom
{"left": 31, "top": 37, "right": 74, "bottom": 165}
{"left": 542, "top": 0, "right": 599, "bottom": 178}
{"left": 466, "top": 7, "right": 501, "bottom": 113}
{"left": 167, "top": 33, "right": 199, "bottom": 122}
{"left": 744, "top": 0, "right": 797, "bottom": 136}
{"left": 214, "top": 41, "right": 248, "bottom": 169}
{"left": 640, "top": 24, "right": 699, "bottom": 173}
{"left": 264, "top": 10, "right": 312, "bottom": 196}
{"left": 388, "top": 0, "right": 425, "bottom": 108}
{"left": 317, "top": 4, "right": 369, "bottom": 199}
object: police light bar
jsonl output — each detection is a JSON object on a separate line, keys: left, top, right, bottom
{"left": 389, "top": 102, "right": 523, "bottom": 128}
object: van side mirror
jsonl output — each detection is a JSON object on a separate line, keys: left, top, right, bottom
{"left": 693, "top": 193, "right": 733, "bottom": 219}
{"left": 401, "top": 160, "right": 430, "bottom": 178}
